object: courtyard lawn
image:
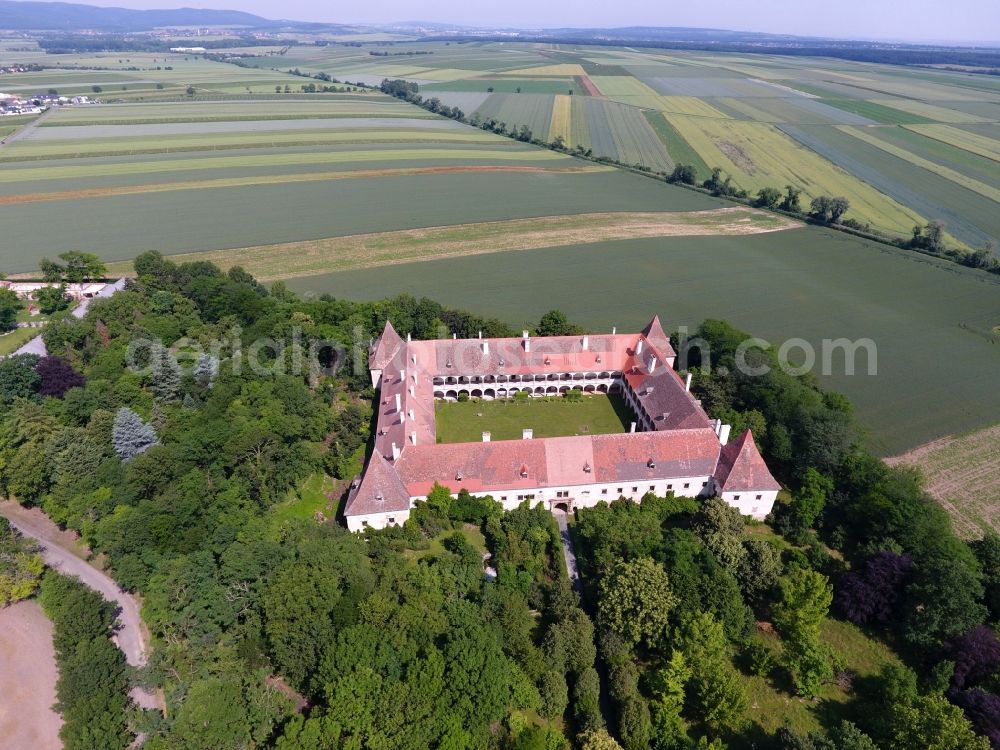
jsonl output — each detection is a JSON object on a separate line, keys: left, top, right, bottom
{"left": 435, "top": 393, "right": 632, "bottom": 444}
{"left": 403, "top": 523, "right": 489, "bottom": 565}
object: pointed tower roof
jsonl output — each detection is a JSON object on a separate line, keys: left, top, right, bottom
{"left": 714, "top": 430, "right": 781, "bottom": 493}
{"left": 370, "top": 319, "right": 404, "bottom": 371}
{"left": 345, "top": 452, "right": 411, "bottom": 517}
{"left": 641, "top": 315, "right": 676, "bottom": 359}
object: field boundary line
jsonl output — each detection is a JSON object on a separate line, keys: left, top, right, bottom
{"left": 105, "top": 207, "right": 801, "bottom": 281}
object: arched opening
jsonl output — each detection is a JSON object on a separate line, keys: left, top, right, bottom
{"left": 434, "top": 390, "right": 445, "bottom": 399}
{"left": 484, "top": 388, "right": 496, "bottom": 399}
{"left": 584, "top": 385, "right": 595, "bottom": 393}
{"left": 553, "top": 501, "right": 571, "bottom": 514}
{"left": 471, "top": 388, "right": 483, "bottom": 398}
{"left": 446, "top": 390, "right": 458, "bottom": 400}
{"left": 597, "top": 384, "right": 608, "bottom": 393}
{"left": 559, "top": 386, "right": 570, "bottom": 394}
{"left": 534, "top": 387, "right": 545, "bottom": 396}
{"left": 547, "top": 386, "right": 558, "bottom": 394}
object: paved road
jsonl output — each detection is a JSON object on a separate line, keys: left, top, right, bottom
{"left": 553, "top": 509, "right": 581, "bottom": 590}
{"left": 0, "top": 501, "right": 161, "bottom": 710}
{"left": 0, "top": 106, "right": 55, "bottom": 148}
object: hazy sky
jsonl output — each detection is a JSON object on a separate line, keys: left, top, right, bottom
{"left": 69, "top": 0, "right": 1000, "bottom": 43}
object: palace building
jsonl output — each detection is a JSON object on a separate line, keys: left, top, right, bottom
{"left": 343, "top": 316, "right": 781, "bottom": 531}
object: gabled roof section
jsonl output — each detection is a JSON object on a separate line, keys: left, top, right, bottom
{"left": 370, "top": 319, "right": 404, "bottom": 371}
{"left": 345, "top": 452, "right": 411, "bottom": 516}
{"left": 641, "top": 314, "right": 676, "bottom": 361}
{"left": 714, "top": 430, "right": 781, "bottom": 493}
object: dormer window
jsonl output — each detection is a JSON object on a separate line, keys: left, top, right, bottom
{"left": 456, "top": 470, "right": 463, "bottom": 481}
{"left": 446, "top": 360, "right": 453, "bottom": 368}
{"left": 498, "top": 358, "right": 505, "bottom": 366}
{"left": 647, "top": 458, "right": 656, "bottom": 469}
{"left": 596, "top": 355, "right": 602, "bottom": 363}
{"left": 584, "top": 461, "right": 592, "bottom": 473}
{"left": 375, "top": 492, "right": 384, "bottom": 503}
{"left": 520, "top": 464, "right": 529, "bottom": 478}
{"left": 544, "top": 357, "right": 551, "bottom": 365}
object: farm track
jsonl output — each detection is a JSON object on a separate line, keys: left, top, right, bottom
{"left": 0, "top": 164, "right": 614, "bottom": 206}
{"left": 0, "top": 500, "right": 163, "bottom": 712}
{"left": 105, "top": 207, "right": 800, "bottom": 281}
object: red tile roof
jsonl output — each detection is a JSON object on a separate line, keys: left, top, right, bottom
{"left": 640, "top": 314, "right": 677, "bottom": 362}
{"left": 370, "top": 320, "right": 404, "bottom": 371}
{"left": 346, "top": 452, "right": 411, "bottom": 515}
{"left": 714, "top": 430, "right": 781, "bottom": 492}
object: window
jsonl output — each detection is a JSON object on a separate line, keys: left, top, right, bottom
{"left": 501, "top": 496, "right": 507, "bottom": 501}
{"left": 557, "top": 491, "right": 569, "bottom": 498}
{"left": 617, "top": 488, "right": 623, "bottom": 494}
{"left": 702, "top": 481, "right": 708, "bottom": 487}
{"left": 755, "top": 494, "right": 762, "bottom": 500}
{"left": 361, "top": 520, "right": 368, "bottom": 527}
{"left": 601, "top": 489, "right": 608, "bottom": 495}
{"left": 667, "top": 483, "right": 673, "bottom": 490}
{"left": 734, "top": 494, "right": 741, "bottom": 501}
{"left": 683, "top": 483, "right": 690, "bottom": 489}
{"left": 649, "top": 485, "right": 655, "bottom": 492}
{"left": 388, "top": 517, "right": 395, "bottom": 524}
{"left": 632, "top": 486, "right": 638, "bottom": 494}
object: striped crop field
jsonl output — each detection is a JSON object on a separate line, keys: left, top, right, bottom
{"left": 839, "top": 126, "right": 1000, "bottom": 203}
{"left": 664, "top": 115, "right": 923, "bottom": 235}
{"left": 294, "top": 43, "right": 999, "bottom": 249}
{"left": 548, "top": 94, "right": 572, "bottom": 144}
{"left": 903, "top": 124, "right": 1000, "bottom": 162}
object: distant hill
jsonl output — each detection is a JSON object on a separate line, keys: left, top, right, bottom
{"left": 0, "top": 0, "right": 280, "bottom": 30}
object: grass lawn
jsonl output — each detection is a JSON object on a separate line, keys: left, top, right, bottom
{"left": 734, "top": 618, "right": 902, "bottom": 746}
{"left": 0, "top": 327, "right": 38, "bottom": 356}
{"left": 268, "top": 472, "right": 335, "bottom": 530}
{"left": 435, "top": 393, "right": 632, "bottom": 443}
{"left": 403, "top": 523, "right": 488, "bottom": 564}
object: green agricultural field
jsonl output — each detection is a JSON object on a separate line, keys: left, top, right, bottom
{"left": 292, "top": 41, "right": 1000, "bottom": 247}
{"left": 287, "top": 228, "right": 1000, "bottom": 456}
{"left": 435, "top": 394, "right": 632, "bottom": 443}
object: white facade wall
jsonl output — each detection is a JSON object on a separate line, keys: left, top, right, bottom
{"left": 348, "top": 481, "right": 776, "bottom": 530}
{"left": 720, "top": 490, "right": 778, "bottom": 520}
{"left": 346, "top": 508, "right": 411, "bottom": 532}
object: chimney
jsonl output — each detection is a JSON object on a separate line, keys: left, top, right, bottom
{"left": 407, "top": 408, "right": 414, "bottom": 420}
{"left": 649, "top": 355, "right": 657, "bottom": 373}
{"left": 410, "top": 431, "right": 417, "bottom": 445}
{"left": 407, "top": 332, "right": 411, "bottom": 342}
{"left": 409, "top": 386, "right": 414, "bottom": 397}
{"left": 630, "top": 422, "right": 637, "bottom": 433}
{"left": 714, "top": 418, "right": 722, "bottom": 435}
{"left": 522, "top": 330, "right": 530, "bottom": 339}
{"left": 612, "top": 326, "right": 616, "bottom": 335}
{"left": 391, "top": 442, "right": 400, "bottom": 460}
{"left": 482, "top": 340, "right": 489, "bottom": 354}
{"left": 411, "top": 354, "right": 416, "bottom": 364}
{"left": 482, "top": 431, "right": 491, "bottom": 442}
{"left": 582, "top": 335, "right": 589, "bottom": 350}
{"left": 685, "top": 372, "right": 692, "bottom": 392}
{"left": 522, "top": 428, "right": 533, "bottom": 440}
{"left": 719, "top": 424, "right": 732, "bottom": 446}
{"left": 394, "top": 393, "right": 401, "bottom": 412}
{"left": 636, "top": 339, "right": 644, "bottom": 354}
{"left": 452, "top": 333, "right": 457, "bottom": 339}
{"left": 478, "top": 330, "right": 482, "bottom": 339}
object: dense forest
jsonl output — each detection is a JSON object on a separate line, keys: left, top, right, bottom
{"left": 1, "top": 253, "right": 998, "bottom": 749}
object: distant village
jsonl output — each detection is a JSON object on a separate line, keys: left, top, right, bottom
{"left": 0, "top": 91, "right": 95, "bottom": 117}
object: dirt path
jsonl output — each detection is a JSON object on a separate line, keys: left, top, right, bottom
{"left": 553, "top": 509, "right": 581, "bottom": 591}
{"left": 0, "top": 600, "right": 62, "bottom": 750}
{"left": 0, "top": 501, "right": 161, "bottom": 710}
